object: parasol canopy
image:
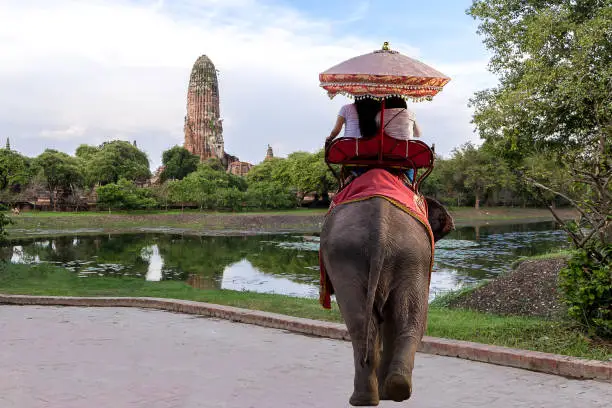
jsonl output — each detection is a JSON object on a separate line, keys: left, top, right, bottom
{"left": 319, "top": 42, "right": 450, "bottom": 101}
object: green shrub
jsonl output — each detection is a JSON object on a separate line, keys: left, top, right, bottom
{"left": 0, "top": 212, "right": 12, "bottom": 243}
{"left": 214, "top": 188, "right": 245, "bottom": 212}
{"left": 244, "top": 181, "right": 297, "bottom": 210}
{"left": 559, "top": 241, "right": 612, "bottom": 338}
{"left": 97, "top": 178, "right": 157, "bottom": 211}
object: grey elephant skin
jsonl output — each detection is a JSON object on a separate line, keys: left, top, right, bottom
{"left": 320, "top": 196, "right": 454, "bottom": 406}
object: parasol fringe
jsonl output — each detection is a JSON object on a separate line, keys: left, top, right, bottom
{"left": 326, "top": 90, "right": 436, "bottom": 102}
{"left": 320, "top": 82, "right": 445, "bottom": 91}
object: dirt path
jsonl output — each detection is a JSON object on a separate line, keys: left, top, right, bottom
{"left": 1, "top": 306, "right": 609, "bottom": 408}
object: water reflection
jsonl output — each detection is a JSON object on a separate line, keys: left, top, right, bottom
{"left": 141, "top": 245, "right": 163, "bottom": 282}
{"left": 11, "top": 245, "right": 41, "bottom": 264}
{"left": 1, "top": 221, "right": 568, "bottom": 300}
{"left": 221, "top": 259, "right": 319, "bottom": 298}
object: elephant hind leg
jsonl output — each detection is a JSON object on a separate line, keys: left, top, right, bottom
{"left": 383, "top": 338, "right": 419, "bottom": 402}
{"left": 348, "top": 317, "right": 381, "bottom": 407}
{"left": 333, "top": 281, "right": 382, "bottom": 406}
{"left": 382, "top": 332, "right": 420, "bottom": 403}
{"left": 377, "top": 306, "right": 418, "bottom": 402}
{"left": 382, "top": 272, "right": 429, "bottom": 402}
{"left": 377, "top": 308, "right": 396, "bottom": 400}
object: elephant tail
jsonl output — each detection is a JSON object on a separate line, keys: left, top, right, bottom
{"left": 362, "top": 232, "right": 385, "bottom": 367}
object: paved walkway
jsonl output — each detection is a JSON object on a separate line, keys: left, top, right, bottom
{"left": 0, "top": 306, "right": 609, "bottom": 408}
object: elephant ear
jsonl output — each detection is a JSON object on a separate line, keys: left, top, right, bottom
{"left": 425, "top": 197, "right": 455, "bottom": 242}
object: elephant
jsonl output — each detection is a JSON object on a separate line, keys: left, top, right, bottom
{"left": 320, "top": 195, "right": 454, "bottom": 406}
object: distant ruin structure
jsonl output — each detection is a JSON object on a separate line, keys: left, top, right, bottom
{"left": 183, "top": 55, "right": 225, "bottom": 162}
{"left": 182, "top": 54, "right": 257, "bottom": 176}
{"left": 228, "top": 161, "right": 253, "bottom": 177}
{"left": 265, "top": 144, "right": 274, "bottom": 161}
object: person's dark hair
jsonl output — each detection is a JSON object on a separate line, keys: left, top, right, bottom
{"left": 354, "top": 98, "right": 381, "bottom": 138}
{"left": 383, "top": 96, "right": 407, "bottom": 109}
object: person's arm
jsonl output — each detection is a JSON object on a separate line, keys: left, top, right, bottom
{"left": 326, "top": 115, "right": 345, "bottom": 143}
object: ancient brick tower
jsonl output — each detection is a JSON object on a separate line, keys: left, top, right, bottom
{"left": 183, "top": 55, "right": 224, "bottom": 161}
{"left": 265, "top": 144, "right": 274, "bottom": 161}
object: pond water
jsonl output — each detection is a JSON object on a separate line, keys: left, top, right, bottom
{"left": 2, "top": 221, "right": 569, "bottom": 301}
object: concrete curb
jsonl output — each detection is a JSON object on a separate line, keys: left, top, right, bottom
{"left": 1, "top": 294, "right": 609, "bottom": 382}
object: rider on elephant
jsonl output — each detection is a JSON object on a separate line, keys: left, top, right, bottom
{"left": 325, "top": 96, "right": 422, "bottom": 184}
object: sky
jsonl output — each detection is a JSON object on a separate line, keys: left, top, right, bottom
{"left": 0, "top": 0, "right": 498, "bottom": 170}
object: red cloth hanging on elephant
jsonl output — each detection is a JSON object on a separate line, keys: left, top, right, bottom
{"left": 319, "top": 168, "right": 434, "bottom": 309}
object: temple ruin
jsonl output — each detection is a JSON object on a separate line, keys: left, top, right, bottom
{"left": 182, "top": 54, "right": 260, "bottom": 175}
{"left": 265, "top": 144, "right": 274, "bottom": 161}
{"left": 183, "top": 55, "right": 225, "bottom": 162}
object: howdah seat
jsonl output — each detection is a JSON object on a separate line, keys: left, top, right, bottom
{"left": 325, "top": 130, "right": 435, "bottom": 190}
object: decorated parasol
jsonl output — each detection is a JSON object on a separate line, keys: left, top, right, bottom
{"left": 319, "top": 42, "right": 450, "bottom": 101}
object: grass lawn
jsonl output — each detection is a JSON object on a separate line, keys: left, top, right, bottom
{"left": 5, "top": 207, "right": 577, "bottom": 237}
{"left": 1, "top": 263, "right": 608, "bottom": 361}
{"left": 8, "top": 208, "right": 329, "bottom": 217}
{"left": 510, "top": 249, "right": 575, "bottom": 268}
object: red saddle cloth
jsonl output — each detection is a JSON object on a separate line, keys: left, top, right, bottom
{"left": 319, "top": 168, "right": 434, "bottom": 309}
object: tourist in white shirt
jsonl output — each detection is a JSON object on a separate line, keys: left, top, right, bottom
{"left": 325, "top": 97, "right": 420, "bottom": 184}
{"left": 376, "top": 96, "right": 421, "bottom": 183}
{"left": 325, "top": 98, "right": 381, "bottom": 144}
{"left": 375, "top": 96, "right": 421, "bottom": 140}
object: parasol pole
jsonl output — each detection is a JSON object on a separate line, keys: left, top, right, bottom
{"left": 378, "top": 98, "right": 385, "bottom": 162}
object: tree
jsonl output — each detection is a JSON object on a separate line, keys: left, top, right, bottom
{"left": 245, "top": 157, "right": 283, "bottom": 183}
{"left": 468, "top": 0, "right": 611, "bottom": 335}
{"left": 420, "top": 155, "right": 463, "bottom": 206}
{"left": 0, "top": 149, "right": 32, "bottom": 192}
{"left": 270, "top": 157, "right": 293, "bottom": 185}
{"left": 180, "top": 173, "right": 215, "bottom": 210}
{"left": 285, "top": 150, "right": 337, "bottom": 200}
{"left": 172, "top": 162, "right": 248, "bottom": 210}
{"left": 160, "top": 146, "right": 199, "bottom": 181}
{"left": 95, "top": 182, "right": 123, "bottom": 212}
{"left": 305, "top": 149, "right": 338, "bottom": 201}
{"left": 152, "top": 182, "right": 171, "bottom": 210}
{"left": 468, "top": 0, "right": 611, "bottom": 154}
{"left": 75, "top": 144, "right": 99, "bottom": 161}
{"left": 215, "top": 188, "right": 245, "bottom": 211}
{"left": 468, "top": 0, "right": 610, "bottom": 243}
{"left": 10, "top": 173, "right": 46, "bottom": 208}
{"left": 33, "top": 149, "right": 82, "bottom": 210}
{"left": 246, "top": 150, "right": 337, "bottom": 204}
{"left": 85, "top": 140, "right": 151, "bottom": 186}
{"left": 205, "top": 157, "right": 225, "bottom": 172}
{"left": 521, "top": 152, "right": 575, "bottom": 208}
{"left": 96, "top": 178, "right": 156, "bottom": 211}
{"left": 451, "top": 143, "right": 515, "bottom": 209}
{"left": 244, "top": 181, "right": 297, "bottom": 209}
{"left": 167, "top": 179, "right": 191, "bottom": 211}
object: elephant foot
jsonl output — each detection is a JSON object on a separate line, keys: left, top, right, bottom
{"left": 377, "top": 382, "right": 390, "bottom": 401}
{"left": 349, "top": 391, "right": 379, "bottom": 406}
{"left": 383, "top": 372, "right": 412, "bottom": 402}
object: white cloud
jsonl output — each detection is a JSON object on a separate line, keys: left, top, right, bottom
{"left": 40, "top": 125, "right": 86, "bottom": 140}
{"left": 0, "top": 0, "right": 496, "bottom": 169}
